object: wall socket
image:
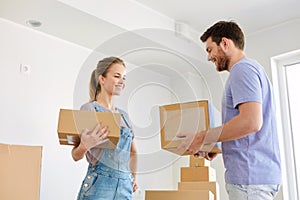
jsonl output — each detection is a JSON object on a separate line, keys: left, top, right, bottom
{"left": 20, "top": 64, "right": 31, "bottom": 74}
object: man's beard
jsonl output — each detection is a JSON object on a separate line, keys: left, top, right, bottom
{"left": 216, "top": 48, "right": 229, "bottom": 72}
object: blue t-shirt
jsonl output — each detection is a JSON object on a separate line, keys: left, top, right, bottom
{"left": 222, "top": 58, "right": 282, "bottom": 184}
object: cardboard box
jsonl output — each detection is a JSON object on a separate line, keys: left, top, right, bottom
{"left": 189, "top": 156, "right": 210, "bottom": 167}
{"left": 178, "top": 182, "right": 219, "bottom": 200}
{"left": 145, "top": 190, "right": 214, "bottom": 200}
{"left": 57, "top": 109, "right": 121, "bottom": 149}
{"left": 181, "top": 166, "right": 216, "bottom": 182}
{"left": 159, "top": 100, "right": 221, "bottom": 155}
{"left": 0, "top": 144, "right": 42, "bottom": 200}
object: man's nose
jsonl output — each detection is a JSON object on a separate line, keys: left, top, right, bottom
{"left": 207, "top": 54, "right": 212, "bottom": 61}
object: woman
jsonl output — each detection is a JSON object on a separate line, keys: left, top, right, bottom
{"left": 72, "top": 56, "right": 138, "bottom": 200}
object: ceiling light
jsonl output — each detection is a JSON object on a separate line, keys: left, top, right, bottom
{"left": 26, "top": 20, "right": 42, "bottom": 28}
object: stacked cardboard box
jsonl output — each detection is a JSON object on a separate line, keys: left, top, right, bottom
{"left": 145, "top": 190, "right": 214, "bottom": 200}
{"left": 145, "top": 156, "right": 219, "bottom": 200}
{"left": 0, "top": 144, "right": 42, "bottom": 200}
{"left": 178, "top": 156, "right": 219, "bottom": 200}
{"left": 145, "top": 100, "right": 221, "bottom": 199}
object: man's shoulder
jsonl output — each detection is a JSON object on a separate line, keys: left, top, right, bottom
{"left": 238, "top": 58, "right": 262, "bottom": 68}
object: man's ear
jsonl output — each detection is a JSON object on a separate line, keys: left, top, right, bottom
{"left": 220, "top": 37, "right": 229, "bottom": 51}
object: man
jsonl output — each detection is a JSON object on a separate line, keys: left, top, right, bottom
{"left": 177, "top": 21, "right": 282, "bottom": 200}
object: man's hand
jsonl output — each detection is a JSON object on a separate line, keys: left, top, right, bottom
{"left": 194, "top": 152, "right": 218, "bottom": 161}
{"left": 176, "top": 131, "right": 206, "bottom": 154}
{"left": 205, "top": 152, "right": 218, "bottom": 161}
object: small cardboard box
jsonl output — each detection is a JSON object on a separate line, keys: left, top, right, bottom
{"left": 145, "top": 190, "right": 214, "bottom": 200}
{"left": 159, "top": 100, "right": 221, "bottom": 155}
{"left": 189, "top": 155, "right": 210, "bottom": 167}
{"left": 181, "top": 166, "right": 216, "bottom": 182}
{"left": 178, "top": 182, "right": 219, "bottom": 200}
{"left": 0, "top": 144, "right": 42, "bottom": 200}
{"left": 57, "top": 109, "right": 121, "bottom": 149}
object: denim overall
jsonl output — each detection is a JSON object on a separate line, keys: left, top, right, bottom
{"left": 77, "top": 102, "right": 134, "bottom": 200}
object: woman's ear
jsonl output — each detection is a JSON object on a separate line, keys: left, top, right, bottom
{"left": 99, "top": 75, "right": 105, "bottom": 85}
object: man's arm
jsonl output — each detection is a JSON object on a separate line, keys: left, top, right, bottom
{"left": 206, "top": 101, "right": 262, "bottom": 142}
{"left": 177, "top": 101, "right": 262, "bottom": 154}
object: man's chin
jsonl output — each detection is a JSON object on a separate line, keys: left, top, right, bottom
{"left": 217, "top": 65, "right": 227, "bottom": 72}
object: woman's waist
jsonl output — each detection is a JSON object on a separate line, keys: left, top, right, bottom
{"left": 88, "top": 161, "right": 132, "bottom": 179}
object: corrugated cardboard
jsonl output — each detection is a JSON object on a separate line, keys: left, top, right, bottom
{"left": 57, "top": 109, "right": 121, "bottom": 149}
{"left": 145, "top": 190, "right": 214, "bottom": 200}
{"left": 181, "top": 166, "right": 216, "bottom": 182}
{"left": 159, "top": 100, "right": 221, "bottom": 155}
{"left": 0, "top": 144, "right": 42, "bottom": 200}
{"left": 178, "top": 182, "right": 219, "bottom": 200}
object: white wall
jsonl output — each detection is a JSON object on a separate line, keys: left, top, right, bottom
{"left": 0, "top": 18, "right": 177, "bottom": 200}
{"left": 115, "top": 64, "right": 180, "bottom": 193}
{"left": 0, "top": 18, "right": 91, "bottom": 199}
{"left": 0, "top": 17, "right": 227, "bottom": 199}
{"left": 2, "top": 8, "right": 298, "bottom": 200}
{"left": 246, "top": 19, "right": 300, "bottom": 80}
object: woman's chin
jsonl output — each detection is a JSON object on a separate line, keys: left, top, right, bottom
{"left": 113, "top": 90, "right": 122, "bottom": 96}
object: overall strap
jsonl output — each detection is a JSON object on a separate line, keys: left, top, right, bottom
{"left": 92, "top": 101, "right": 104, "bottom": 112}
{"left": 92, "top": 101, "right": 131, "bottom": 129}
{"left": 117, "top": 108, "right": 131, "bottom": 129}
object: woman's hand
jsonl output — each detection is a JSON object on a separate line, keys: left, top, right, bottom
{"left": 80, "top": 123, "right": 110, "bottom": 151}
{"left": 132, "top": 179, "right": 138, "bottom": 192}
{"left": 72, "top": 123, "right": 109, "bottom": 161}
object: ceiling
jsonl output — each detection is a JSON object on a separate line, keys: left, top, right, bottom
{"left": 134, "top": 0, "right": 300, "bottom": 36}
{"left": 1, "top": 0, "right": 300, "bottom": 78}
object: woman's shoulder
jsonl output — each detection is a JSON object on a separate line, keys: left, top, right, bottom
{"left": 80, "top": 102, "right": 96, "bottom": 111}
{"left": 116, "top": 107, "right": 128, "bottom": 116}
{"left": 116, "top": 107, "right": 131, "bottom": 121}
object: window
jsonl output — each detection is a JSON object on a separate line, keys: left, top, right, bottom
{"left": 285, "top": 62, "right": 300, "bottom": 197}
{"left": 272, "top": 50, "right": 300, "bottom": 200}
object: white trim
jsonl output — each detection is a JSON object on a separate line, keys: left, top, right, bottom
{"left": 271, "top": 49, "right": 300, "bottom": 200}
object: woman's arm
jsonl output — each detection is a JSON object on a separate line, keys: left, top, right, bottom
{"left": 130, "top": 139, "right": 138, "bottom": 192}
{"left": 72, "top": 138, "right": 88, "bottom": 161}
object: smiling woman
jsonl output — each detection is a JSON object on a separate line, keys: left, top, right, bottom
{"left": 72, "top": 56, "right": 138, "bottom": 200}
